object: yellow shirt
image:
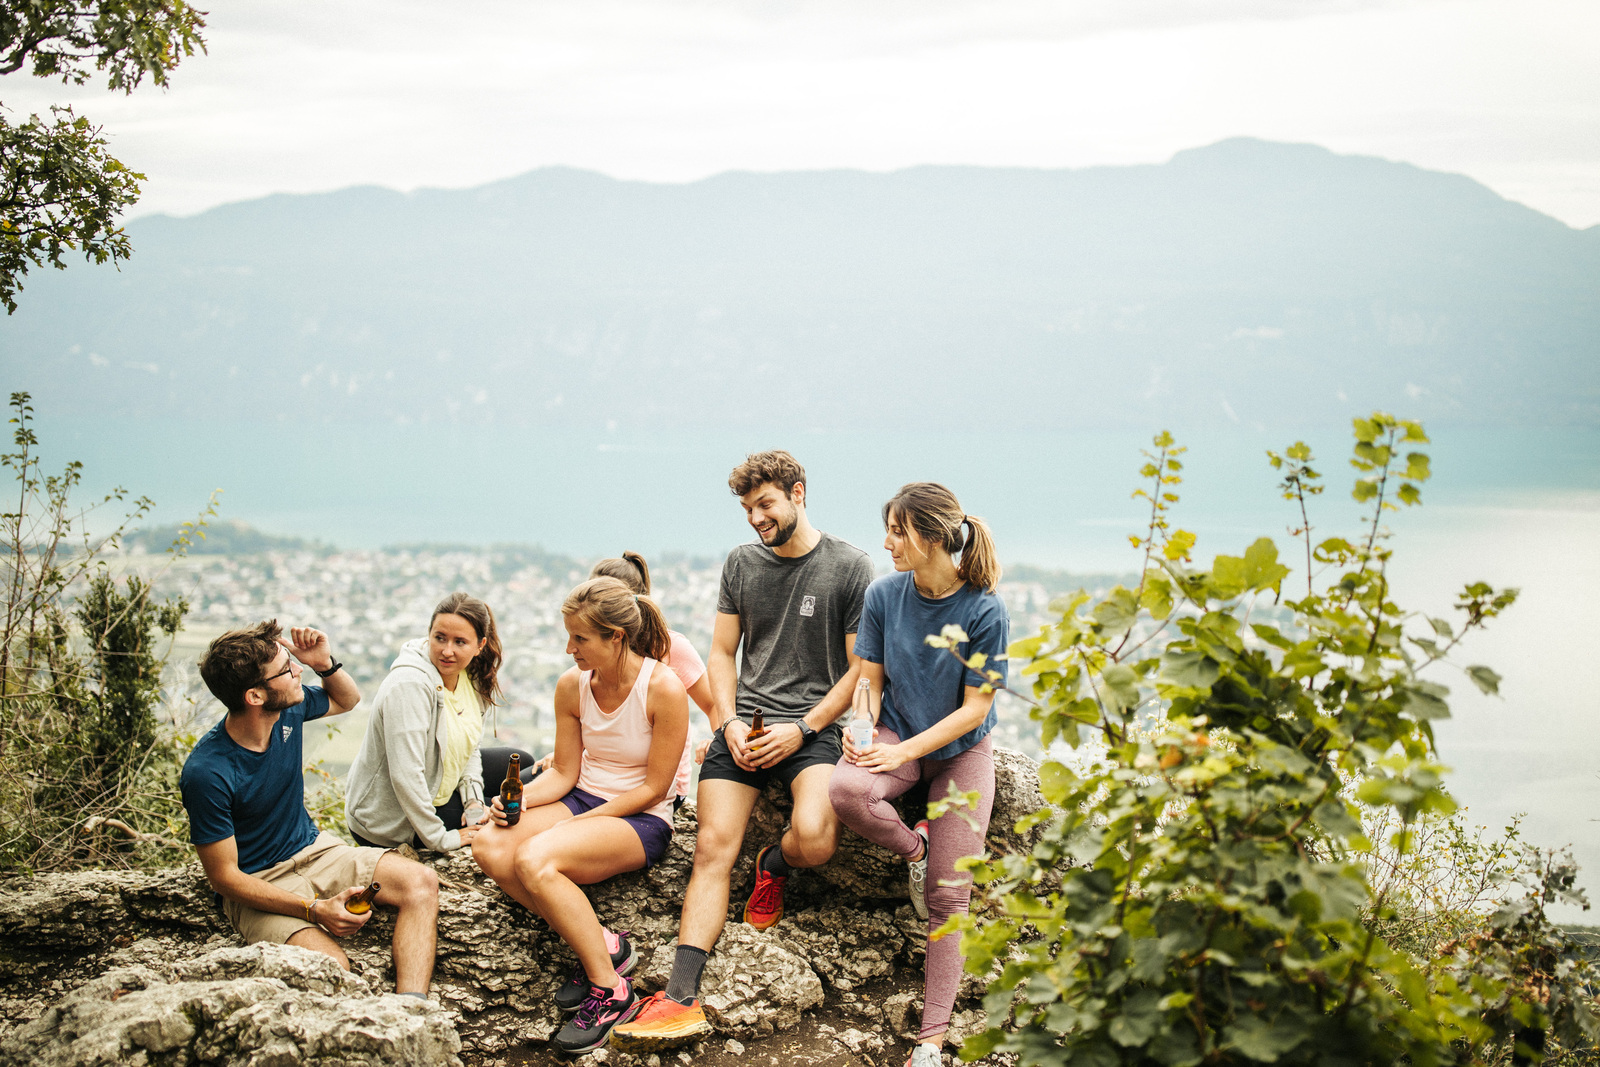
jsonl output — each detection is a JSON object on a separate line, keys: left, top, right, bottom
{"left": 433, "top": 676, "right": 485, "bottom": 806}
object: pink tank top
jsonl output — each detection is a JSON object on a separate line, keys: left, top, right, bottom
{"left": 576, "top": 658, "right": 692, "bottom": 824}
{"left": 667, "top": 630, "right": 706, "bottom": 691}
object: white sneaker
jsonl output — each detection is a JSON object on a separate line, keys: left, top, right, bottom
{"left": 908, "top": 820, "right": 930, "bottom": 921}
{"left": 907, "top": 1043, "right": 942, "bottom": 1067}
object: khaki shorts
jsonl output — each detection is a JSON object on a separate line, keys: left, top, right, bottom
{"left": 225, "top": 832, "right": 388, "bottom": 945}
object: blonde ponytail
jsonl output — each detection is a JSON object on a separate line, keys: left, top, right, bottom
{"left": 956, "top": 514, "right": 1002, "bottom": 593}
{"left": 590, "top": 551, "right": 652, "bottom": 595}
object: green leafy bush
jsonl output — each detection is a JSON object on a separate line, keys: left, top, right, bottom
{"left": 952, "top": 415, "right": 1598, "bottom": 1066}
{"left": 0, "top": 391, "right": 196, "bottom": 870}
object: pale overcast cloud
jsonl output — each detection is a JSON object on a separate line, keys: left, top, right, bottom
{"left": 5, "top": 0, "right": 1597, "bottom": 225}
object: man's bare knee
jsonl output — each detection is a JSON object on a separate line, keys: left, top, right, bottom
{"left": 377, "top": 855, "right": 439, "bottom": 909}
{"left": 785, "top": 825, "right": 838, "bottom": 868}
{"left": 692, "top": 828, "right": 744, "bottom": 873}
{"left": 287, "top": 928, "right": 350, "bottom": 970}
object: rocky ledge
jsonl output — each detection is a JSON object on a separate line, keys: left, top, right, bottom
{"left": 0, "top": 749, "right": 1046, "bottom": 1066}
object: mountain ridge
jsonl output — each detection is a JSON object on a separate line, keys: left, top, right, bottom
{"left": 4, "top": 137, "right": 1595, "bottom": 431}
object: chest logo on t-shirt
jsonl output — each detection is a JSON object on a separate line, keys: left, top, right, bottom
{"left": 800, "top": 595, "right": 816, "bottom": 617}
{"left": 281, "top": 724, "right": 292, "bottom": 743}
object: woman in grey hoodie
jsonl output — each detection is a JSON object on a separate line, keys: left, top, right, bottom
{"left": 345, "top": 592, "right": 508, "bottom": 852}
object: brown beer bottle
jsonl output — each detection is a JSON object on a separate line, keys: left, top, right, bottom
{"left": 502, "top": 753, "right": 524, "bottom": 826}
{"left": 746, "top": 709, "right": 768, "bottom": 742}
{"left": 345, "top": 882, "right": 381, "bottom": 914}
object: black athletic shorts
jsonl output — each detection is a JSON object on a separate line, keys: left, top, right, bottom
{"left": 699, "top": 722, "right": 844, "bottom": 789}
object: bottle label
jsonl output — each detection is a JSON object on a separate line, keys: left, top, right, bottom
{"left": 504, "top": 800, "right": 521, "bottom": 815}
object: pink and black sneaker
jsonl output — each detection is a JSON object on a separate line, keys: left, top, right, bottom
{"left": 553, "top": 977, "right": 637, "bottom": 1054}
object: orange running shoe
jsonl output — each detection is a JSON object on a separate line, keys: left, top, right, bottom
{"left": 742, "top": 845, "right": 787, "bottom": 929}
{"left": 610, "top": 991, "right": 712, "bottom": 1053}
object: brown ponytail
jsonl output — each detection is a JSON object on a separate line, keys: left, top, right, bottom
{"left": 430, "top": 591, "right": 502, "bottom": 706}
{"left": 882, "top": 482, "right": 1003, "bottom": 593}
{"left": 562, "top": 577, "right": 672, "bottom": 662}
{"left": 590, "top": 551, "right": 652, "bottom": 595}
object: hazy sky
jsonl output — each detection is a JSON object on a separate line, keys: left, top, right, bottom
{"left": 5, "top": 0, "right": 1599, "bottom": 226}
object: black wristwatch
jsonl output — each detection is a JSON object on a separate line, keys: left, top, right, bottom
{"left": 315, "top": 658, "right": 344, "bottom": 678}
{"left": 795, "top": 721, "right": 817, "bottom": 745}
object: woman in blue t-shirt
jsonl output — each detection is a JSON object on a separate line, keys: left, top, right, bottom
{"left": 829, "top": 482, "right": 1009, "bottom": 1067}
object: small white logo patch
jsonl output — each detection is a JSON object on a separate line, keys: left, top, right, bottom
{"left": 282, "top": 725, "right": 292, "bottom": 742}
{"left": 800, "top": 595, "right": 816, "bottom": 617}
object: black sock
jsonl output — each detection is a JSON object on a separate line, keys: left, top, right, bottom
{"left": 665, "top": 945, "right": 709, "bottom": 1004}
{"left": 760, "top": 843, "right": 792, "bottom": 876}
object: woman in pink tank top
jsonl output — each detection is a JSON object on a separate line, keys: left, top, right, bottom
{"left": 471, "top": 577, "right": 691, "bottom": 1054}
{"left": 533, "top": 552, "right": 716, "bottom": 779}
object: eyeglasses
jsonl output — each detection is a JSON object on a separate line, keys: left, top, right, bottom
{"left": 256, "top": 656, "right": 297, "bottom": 688}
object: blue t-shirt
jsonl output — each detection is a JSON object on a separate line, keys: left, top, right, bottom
{"left": 180, "top": 687, "right": 330, "bottom": 874}
{"left": 853, "top": 572, "right": 1010, "bottom": 760}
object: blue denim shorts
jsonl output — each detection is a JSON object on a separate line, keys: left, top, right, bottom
{"left": 558, "top": 786, "right": 674, "bottom": 868}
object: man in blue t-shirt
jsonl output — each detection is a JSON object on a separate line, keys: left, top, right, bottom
{"left": 180, "top": 620, "right": 439, "bottom": 995}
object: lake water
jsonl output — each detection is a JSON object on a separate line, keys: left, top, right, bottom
{"left": 36, "top": 414, "right": 1600, "bottom": 918}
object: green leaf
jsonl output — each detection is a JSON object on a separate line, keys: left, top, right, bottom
{"left": 1100, "top": 663, "right": 1141, "bottom": 709}
{"left": 1162, "top": 649, "right": 1220, "bottom": 689}
{"left": 1150, "top": 1026, "right": 1203, "bottom": 1067}
{"left": 1130, "top": 937, "right": 1168, "bottom": 982}
{"left": 1242, "top": 537, "right": 1290, "bottom": 593}
{"left": 1401, "top": 680, "right": 1451, "bottom": 720}
{"left": 1226, "top": 1015, "right": 1307, "bottom": 1062}
{"left": 1108, "top": 992, "right": 1163, "bottom": 1047}
{"left": 1466, "top": 665, "right": 1502, "bottom": 695}
{"left": 1141, "top": 574, "right": 1174, "bottom": 620}
{"left": 1312, "top": 799, "right": 1363, "bottom": 838}
{"left": 1113, "top": 1004, "right": 1164, "bottom": 1049}
{"left": 1210, "top": 553, "right": 1247, "bottom": 598}
{"left": 957, "top": 1028, "right": 1004, "bottom": 1061}
{"left": 1039, "top": 761, "right": 1075, "bottom": 805}
{"left": 1163, "top": 529, "right": 1196, "bottom": 561}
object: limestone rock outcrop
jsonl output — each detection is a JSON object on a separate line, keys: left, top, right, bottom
{"left": 0, "top": 747, "right": 1049, "bottom": 1062}
{"left": 0, "top": 943, "right": 461, "bottom": 1067}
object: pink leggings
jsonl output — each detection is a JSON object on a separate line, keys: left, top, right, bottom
{"left": 828, "top": 730, "right": 995, "bottom": 1041}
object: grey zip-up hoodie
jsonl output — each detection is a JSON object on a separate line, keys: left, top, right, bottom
{"left": 345, "top": 638, "right": 488, "bottom": 851}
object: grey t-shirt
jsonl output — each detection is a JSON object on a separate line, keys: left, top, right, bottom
{"left": 717, "top": 533, "right": 875, "bottom": 724}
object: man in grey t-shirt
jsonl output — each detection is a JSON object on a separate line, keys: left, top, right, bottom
{"left": 612, "top": 450, "right": 873, "bottom": 1054}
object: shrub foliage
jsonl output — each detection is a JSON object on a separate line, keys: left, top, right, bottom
{"left": 0, "top": 391, "right": 194, "bottom": 869}
{"left": 954, "top": 415, "right": 1597, "bottom": 1066}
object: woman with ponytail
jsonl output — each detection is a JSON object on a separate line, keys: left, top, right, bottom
{"left": 588, "top": 552, "right": 715, "bottom": 727}
{"left": 346, "top": 591, "right": 511, "bottom": 853}
{"left": 532, "top": 551, "right": 716, "bottom": 778}
{"left": 827, "top": 483, "right": 1009, "bottom": 1067}
{"left": 472, "top": 577, "right": 691, "bottom": 1055}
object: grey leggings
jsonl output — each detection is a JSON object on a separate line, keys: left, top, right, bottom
{"left": 828, "top": 729, "right": 995, "bottom": 1041}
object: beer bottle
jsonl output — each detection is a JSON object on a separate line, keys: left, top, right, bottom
{"left": 345, "top": 882, "right": 381, "bottom": 914}
{"left": 746, "top": 708, "right": 768, "bottom": 743}
{"left": 502, "top": 752, "right": 524, "bottom": 827}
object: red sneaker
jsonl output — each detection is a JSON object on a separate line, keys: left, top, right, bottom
{"left": 742, "top": 845, "right": 787, "bottom": 930}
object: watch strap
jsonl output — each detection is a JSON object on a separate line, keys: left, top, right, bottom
{"left": 315, "top": 659, "right": 344, "bottom": 678}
